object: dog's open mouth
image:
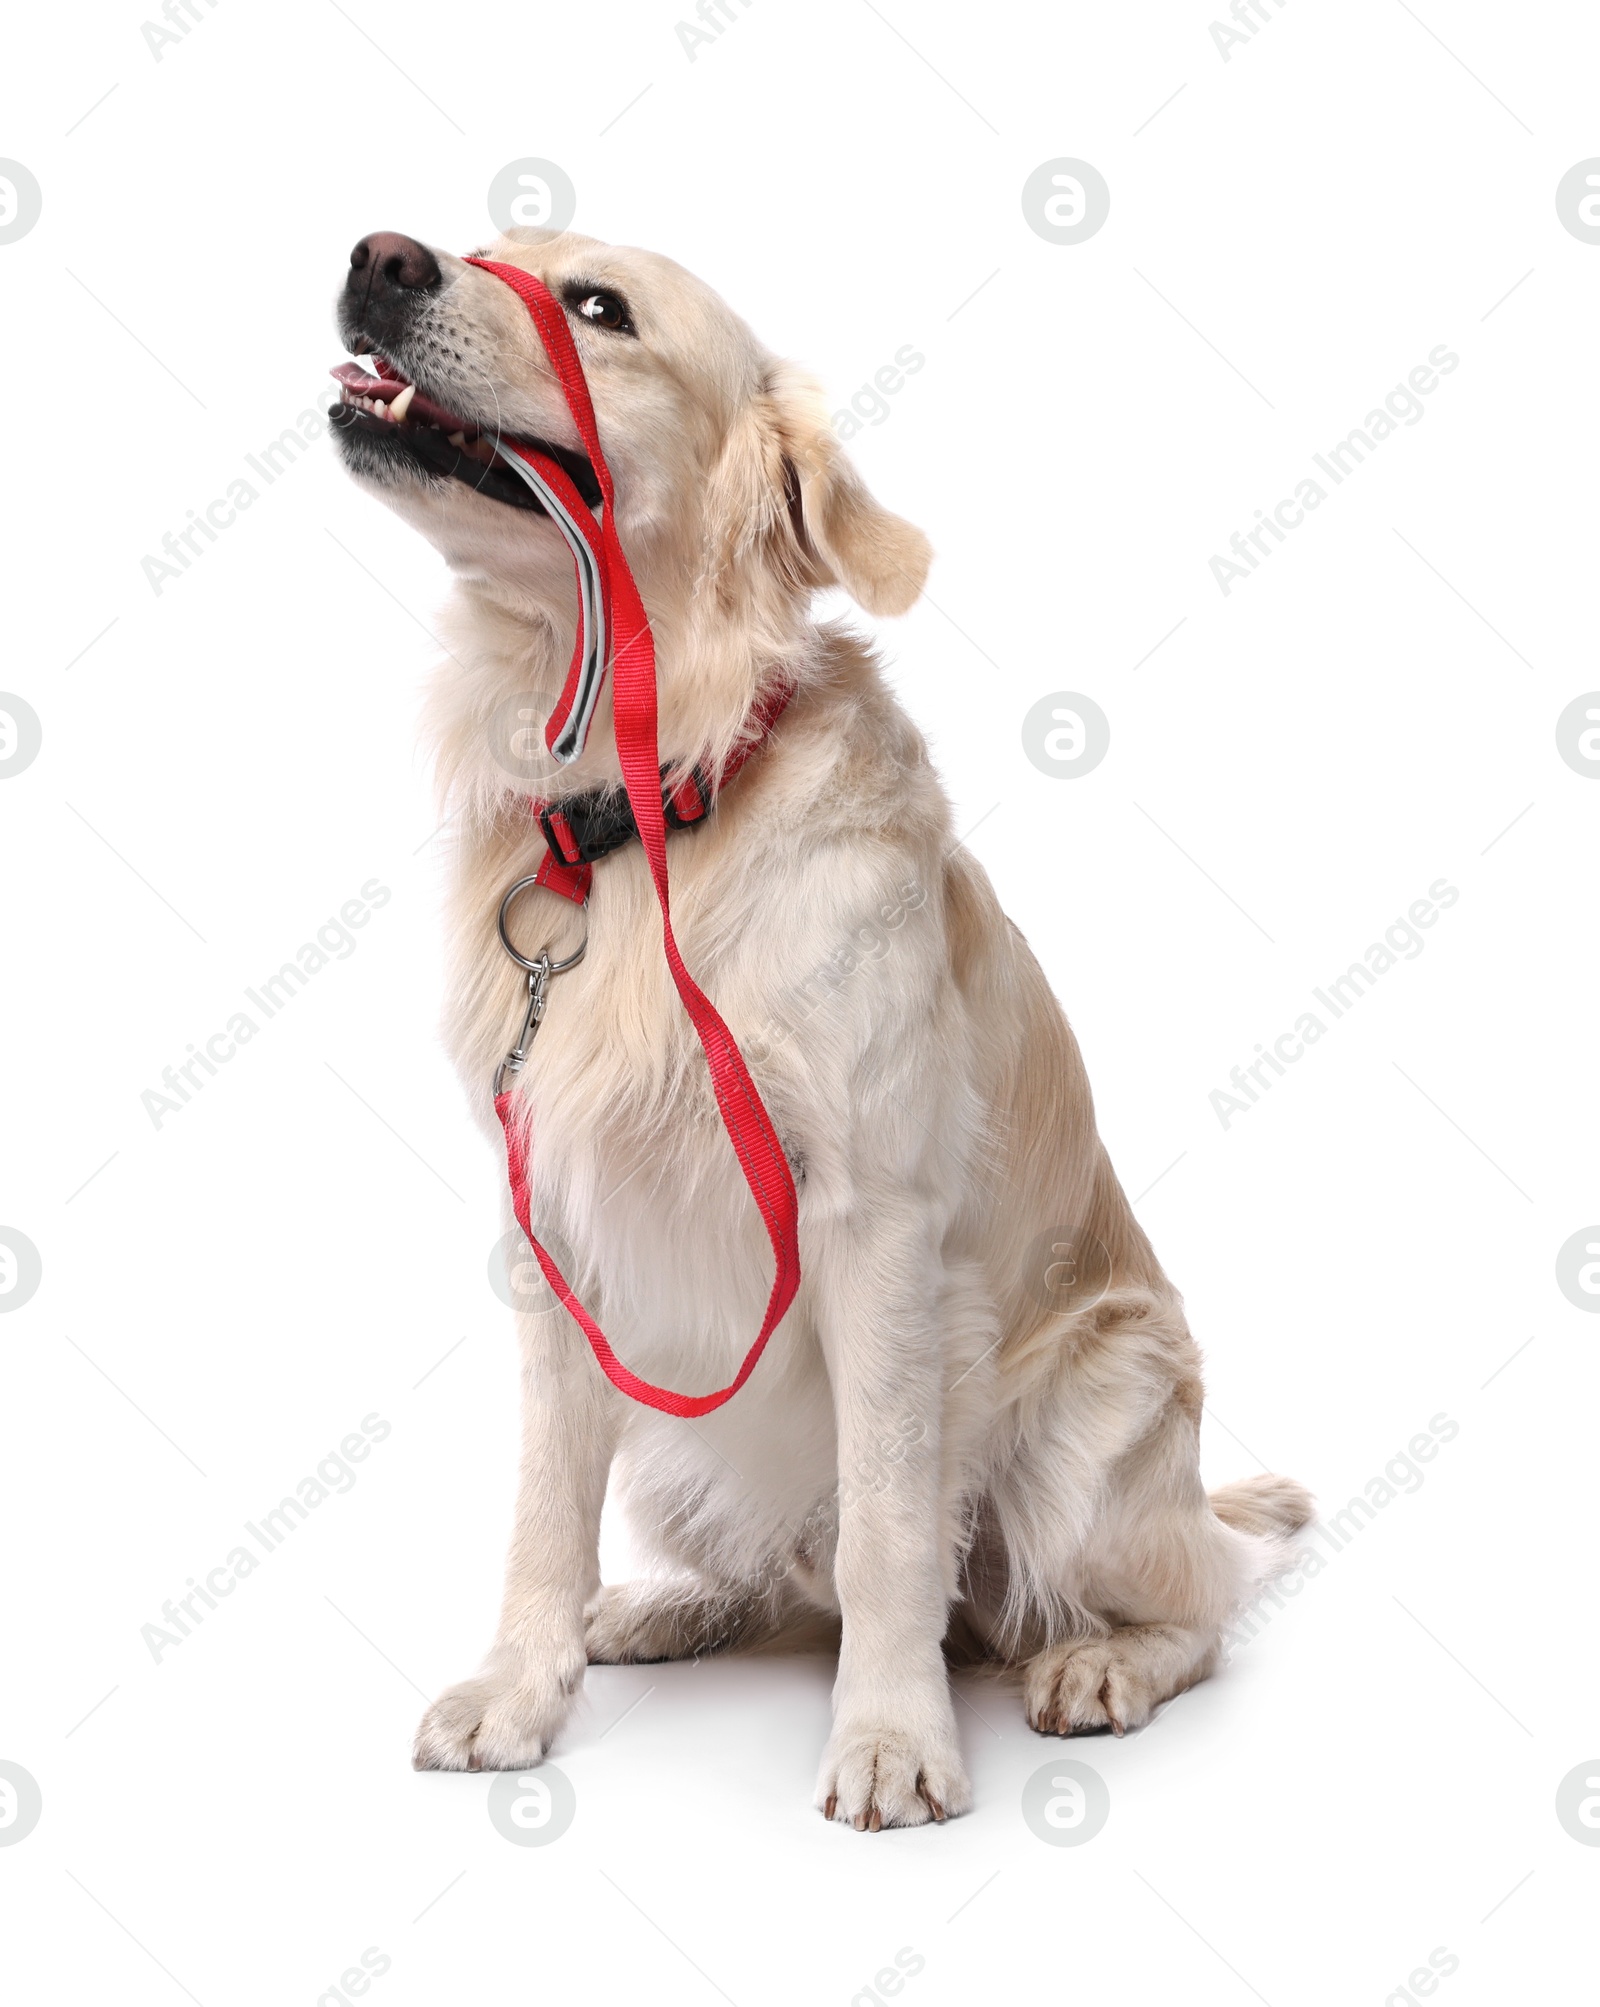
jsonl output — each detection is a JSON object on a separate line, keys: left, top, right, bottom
{"left": 328, "top": 359, "right": 602, "bottom": 514}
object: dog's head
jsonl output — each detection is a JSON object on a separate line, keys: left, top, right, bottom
{"left": 331, "top": 228, "right": 930, "bottom": 640}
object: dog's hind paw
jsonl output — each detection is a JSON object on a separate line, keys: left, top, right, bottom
{"left": 413, "top": 1658, "right": 582, "bottom": 1772}
{"left": 584, "top": 1578, "right": 765, "bottom": 1663}
{"left": 1024, "top": 1624, "right": 1215, "bottom": 1737}
{"left": 584, "top": 1581, "right": 705, "bottom": 1663}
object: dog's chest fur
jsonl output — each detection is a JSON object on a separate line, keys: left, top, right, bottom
{"left": 428, "top": 632, "right": 964, "bottom": 1571}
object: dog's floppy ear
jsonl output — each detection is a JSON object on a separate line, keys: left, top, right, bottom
{"left": 766, "top": 361, "right": 932, "bottom": 616}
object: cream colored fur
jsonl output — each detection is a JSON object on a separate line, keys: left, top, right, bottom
{"left": 336, "top": 227, "right": 1312, "bottom": 1828}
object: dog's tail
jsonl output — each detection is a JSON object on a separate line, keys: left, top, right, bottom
{"left": 1209, "top": 1473, "right": 1315, "bottom": 1540}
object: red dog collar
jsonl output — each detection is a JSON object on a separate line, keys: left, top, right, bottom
{"left": 528, "top": 675, "right": 793, "bottom": 907}
{"left": 466, "top": 255, "right": 802, "bottom": 1418}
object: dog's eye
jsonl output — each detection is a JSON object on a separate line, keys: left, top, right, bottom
{"left": 571, "top": 289, "right": 634, "bottom": 335}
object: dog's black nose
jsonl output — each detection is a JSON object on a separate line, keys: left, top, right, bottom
{"left": 348, "top": 231, "right": 441, "bottom": 293}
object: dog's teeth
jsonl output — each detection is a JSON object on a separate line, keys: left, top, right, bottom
{"left": 448, "top": 431, "right": 467, "bottom": 448}
{"left": 389, "top": 383, "right": 416, "bottom": 421}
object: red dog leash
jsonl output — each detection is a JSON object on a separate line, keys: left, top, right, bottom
{"left": 464, "top": 257, "right": 801, "bottom": 1418}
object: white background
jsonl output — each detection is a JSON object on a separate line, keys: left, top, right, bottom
{"left": 2, "top": 0, "right": 1597, "bottom": 2000}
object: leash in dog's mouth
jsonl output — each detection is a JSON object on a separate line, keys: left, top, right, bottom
{"left": 327, "top": 359, "right": 603, "bottom": 514}
{"left": 377, "top": 254, "right": 804, "bottom": 1418}
{"left": 329, "top": 340, "right": 613, "bottom": 755}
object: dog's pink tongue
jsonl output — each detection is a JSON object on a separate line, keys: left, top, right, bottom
{"left": 331, "top": 361, "right": 406, "bottom": 398}
{"left": 329, "top": 362, "right": 474, "bottom": 435}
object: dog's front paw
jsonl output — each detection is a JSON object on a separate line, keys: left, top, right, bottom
{"left": 815, "top": 1721, "right": 971, "bottom": 1831}
{"left": 413, "top": 1659, "right": 582, "bottom": 1772}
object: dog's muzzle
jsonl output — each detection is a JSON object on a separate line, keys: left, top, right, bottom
{"left": 329, "top": 233, "right": 604, "bottom": 522}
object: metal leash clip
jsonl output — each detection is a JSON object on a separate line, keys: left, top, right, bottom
{"left": 495, "top": 956, "right": 551, "bottom": 1098}
{"left": 493, "top": 874, "right": 588, "bottom": 1098}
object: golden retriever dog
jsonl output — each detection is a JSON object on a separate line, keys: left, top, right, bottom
{"left": 331, "top": 225, "right": 1311, "bottom": 1829}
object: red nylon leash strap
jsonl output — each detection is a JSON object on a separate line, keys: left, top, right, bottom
{"left": 467, "top": 255, "right": 801, "bottom": 1419}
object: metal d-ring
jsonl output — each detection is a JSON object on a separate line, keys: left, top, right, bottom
{"left": 491, "top": 875, "right": 588, "bottom": 1100}
{"left": 496, "top": 874, "right": 588, "bottom": 974}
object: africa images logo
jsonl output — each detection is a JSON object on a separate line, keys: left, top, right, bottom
{"left": 1209, "top": 346, "right": 1460, "bottom": 596}
{"left": 1210, "top": 877, "right": 1459, "bottom": 1128}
